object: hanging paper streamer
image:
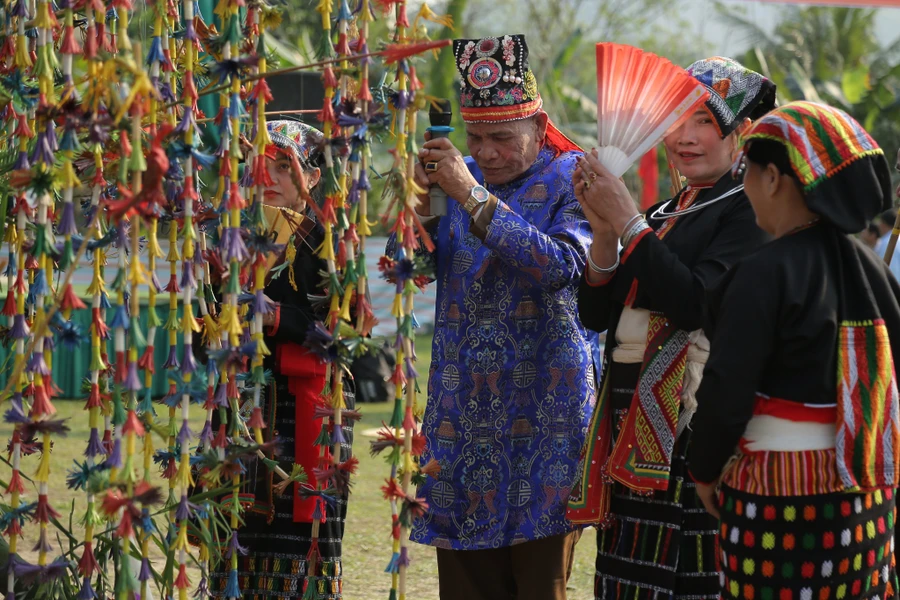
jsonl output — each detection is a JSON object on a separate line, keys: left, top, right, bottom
{"left": 0, "top": 0, "right": 451, "bottom": 596}
{"left": 373, "top": 3, "right": 452, "bottom": 600}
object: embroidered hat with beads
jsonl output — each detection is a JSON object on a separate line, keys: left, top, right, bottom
{"left": 265, "top": 120, "right": 324, "bottom": 169}
{"left": 454, "top": 34, "right": 541, "bottom": 124}
{"left": 687, "top": 56, "right": 776, "bottom": 138}
{"left": 739, "top": 101, "right": 891, "bottom": 233}
{"left": 453, "top": 34, "right": 580, "bottom": 153}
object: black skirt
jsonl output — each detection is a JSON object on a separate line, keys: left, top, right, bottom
{"left": 594, "top": 362, "right": 720, "bottom": 600}
{"left": 209, "top": 377, "right": 354, "bottom": 600}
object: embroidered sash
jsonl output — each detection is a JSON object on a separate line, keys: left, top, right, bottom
{"left": 568, "top": 313, "right": 689, "bottom": 524}
{"left": 835, "top": 319, "right": 900, "bottom": 490}
{"left": 607, "top": 315, "right": 689, "bottom": 491}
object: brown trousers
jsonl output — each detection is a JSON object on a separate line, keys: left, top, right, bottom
{"left": 435, "top": 530, "right": 582, "bottom": 600}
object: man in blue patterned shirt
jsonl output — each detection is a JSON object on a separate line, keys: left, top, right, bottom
{"left": 403, "top": 34, "right": 596, "bottom": 600}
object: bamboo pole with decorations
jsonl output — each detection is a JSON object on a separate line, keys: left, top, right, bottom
{"left": 2, "top": 0, "right": 32, "bottom": 594}
{"left": 193, "top": 11, "right": 218, "bottom": 592}
{"left": 354, "top": 0, "right": 377, "bottom": 338}
{"left": 318, "top": 0, "right": 358, "bottom": 595}
{"left": 223, "top": 0, "right": 250, "bottom": 597}
{"left": 26, "top": 0, "right": 65, "bottom": 581}
{"left": 135, "top": 15, "right": 169, "bottom": 595}
{"left": 371, "top": 4, "right": 453, "bottom": 599}
{"left": 174, "top": 1, "right": 201, "bottom": 596}
{"left": 302, "top": 0, "right": 338, "bottom": 595}
{"left": 162, "top": 13, "right": 182, "bottom": 598}
{"left": 78, "top": 15, "right": 112, "bottom": 596}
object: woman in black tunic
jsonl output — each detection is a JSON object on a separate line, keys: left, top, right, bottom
{"left": 567, "top": 57, "right": 775, "bottom": 600}
{"left": 209, "top": 121, "right": 354, "bottom": 600}
{"left": 689, "top": 101, "right": 900, "bottom": 600}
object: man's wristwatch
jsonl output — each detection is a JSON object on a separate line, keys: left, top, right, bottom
{"left": 462, "top": 185, "right": 490, "bottom": 215}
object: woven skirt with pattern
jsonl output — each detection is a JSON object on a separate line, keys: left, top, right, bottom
{"left": 719, "top": 485, "right": 897, "bottom": 600}
{"left": 209, "top": 378, "right": 354, "bottom": 599}
{"left": 595, "top": 362, "right": 720, "bottom": 600}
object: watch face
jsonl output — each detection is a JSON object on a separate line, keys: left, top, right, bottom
{"left": 472, "top": 185, "right": 489, "bottom": 203}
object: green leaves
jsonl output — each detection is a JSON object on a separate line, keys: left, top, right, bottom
{"left": 721, "top": 3, "right": 900, "bottom": 156}
{"left": 842, "top": 65, "right": 871, "bottom": 105}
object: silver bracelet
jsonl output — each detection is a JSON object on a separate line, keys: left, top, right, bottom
{"left": 619, "top": 214, "right": 643, "bottom": 243}
{"left": 587, "top": 247, "right": 619, "bottom": 274}
{"left": 620, "top": 219, "right": 643, "bottom": 248}
{"left": 622, "top": 220, "right": 651, "bottom": 249}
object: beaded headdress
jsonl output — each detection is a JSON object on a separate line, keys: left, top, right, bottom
{"left": 452, "top": 34, "right": 580, "bottom": 154}
{"left": 739, "top": 101, "right": 891, "bottom": 233}
{"left": 454, "top": 34, "right": 541, "bottom": 124}
{"left": 687, "top": 56, "right": 776, "bottom": 138}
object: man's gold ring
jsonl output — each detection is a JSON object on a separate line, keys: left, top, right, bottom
{"left": 425, "top": 161, "right": 439, "bottom": 173}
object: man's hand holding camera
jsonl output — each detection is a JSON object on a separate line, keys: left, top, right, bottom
{"left": 414, "top": 134, "right": 479, "bottom": 215}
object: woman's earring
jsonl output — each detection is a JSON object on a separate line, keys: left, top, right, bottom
{"left": 731, "top": 151, "right": 746, "bottom": 180}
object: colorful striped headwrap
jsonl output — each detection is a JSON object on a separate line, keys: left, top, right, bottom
{"left": 740, "top": 101, "right": 892, "bottom": 233}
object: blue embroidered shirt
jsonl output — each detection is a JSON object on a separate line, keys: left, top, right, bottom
{"left": 400, "top": 146, "right": 597, "bottom": 550}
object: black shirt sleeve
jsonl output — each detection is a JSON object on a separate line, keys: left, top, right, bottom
{"left": 578, "top": 274, "right": 619, "bottom": 333}
{"left": 687, "top": 256, "right": 780, "bottom": 483}
{"left": 616, "top": 199, "right": 767, "bottom": 332}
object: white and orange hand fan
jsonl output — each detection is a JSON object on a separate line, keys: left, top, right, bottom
{"left": 595, "top": 43, "right": 709, "bottom": 177}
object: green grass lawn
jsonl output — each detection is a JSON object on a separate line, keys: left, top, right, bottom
{"left": 2, "top": 332, "right": 596, "bottom": 599}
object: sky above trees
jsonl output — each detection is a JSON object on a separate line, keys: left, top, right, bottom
{"left": 682, "top": 0, "right": 900, "bottom": 54}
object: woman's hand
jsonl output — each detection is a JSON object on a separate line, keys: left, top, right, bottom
{"left": 576, "top": 149, "right": 640, "bottom": 238}
{"left": 574, "top": 164, "right": 615, "bottom": 238}
{"left": 695, "top": 481, "right": 721, "bottom": 520}
{"left": 261, "top": 296, "right": 277, "bottom": 327}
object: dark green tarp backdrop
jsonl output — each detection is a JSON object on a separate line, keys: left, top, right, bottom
{"left": 0, "top": 303, "right": 189, "bottom": 399}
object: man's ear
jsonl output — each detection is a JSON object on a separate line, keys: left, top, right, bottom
{"left": 534, "top": 111, "right": 549, "bottom": 142}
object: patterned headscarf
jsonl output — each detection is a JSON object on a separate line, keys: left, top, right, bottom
{"left": 740, "top": 101, "right": 891, "bottom": 233}
{"left": 687, "top": 56, "right": 776, "bottom": 138}
{"left": 265, "top": 120, "right": 323, "bottom": 169}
